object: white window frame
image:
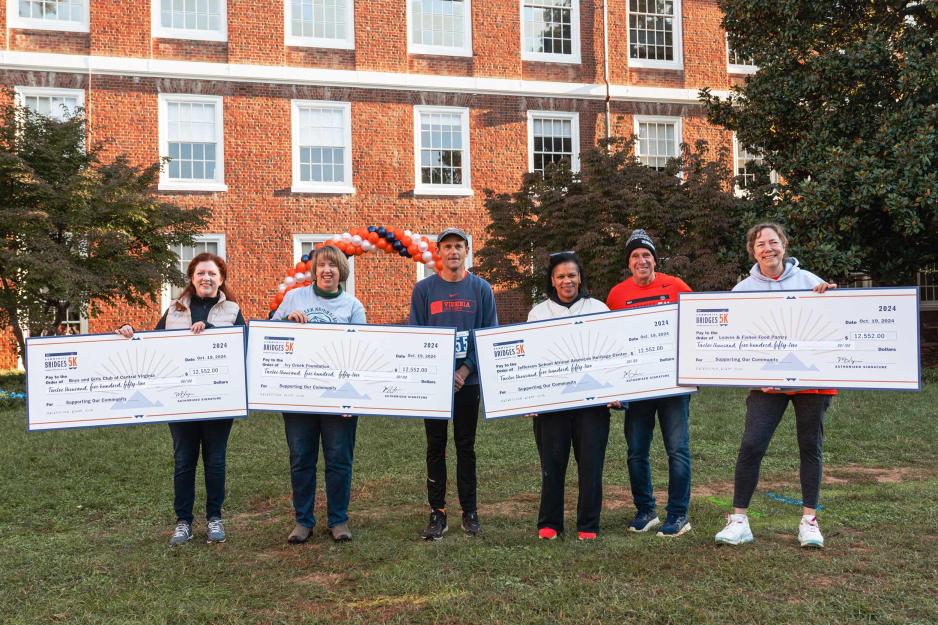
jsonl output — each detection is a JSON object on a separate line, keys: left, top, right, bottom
{"left": 726, "top": 35, "right": 757, "bottom": 75}
{"left": 413, "top": 105, "right": 473, "bottom": 196}
{"left": 161, "top": 234, "right": 227, "bottom": 310}
{"left": 407, "top": 0, "right": 473, "bottom": 57}
{"left": 158, "top": 93, "right": 227, "bottom": 192}
{"left": 526, "top": 110, "right": 580, "bottom": 173}
{"left": 626, "top": 0, "right": 683, "bottom": 71}
{"left": 284, "top": 0, "right": 355, "bottom": 49}
{"left": 519, "top": 0, "right": 581, "bottom": 65}
{"left": 151, "top": 0, "right": 228, "bottom": 42}
{"left": 293, "top": 234, "right": 356, "bottom": 295}
{"left": 290, "top": 100, "right": 355, "bottom": 194}
{"left": 633, "top": 115, "right": 682, "bottom": 169}
{"left": 732, "top": 133, "right": 778, "bottom": 195}
{"left": 416, "top": 232, "right": 473, "bottom": 281}
{"left": 13, "top": 86, "right": 85, "bottom": 119}
{"left": 6, "top": 0, "right": 89, "bottom": 32}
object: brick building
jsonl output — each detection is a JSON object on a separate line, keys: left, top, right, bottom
{"left": 0, "top": 0, "right": 761, "bottom": 367}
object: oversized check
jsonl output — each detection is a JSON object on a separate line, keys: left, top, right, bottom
{"left": 246, "top": 321, "right": 455, "bottom": 419}
{"left": 677, "top": 287, "right": 920, "bottom": 390}
{"left": 26, "top": 327, "right": 248, "bottom": 431}
{"left": 473, "top": 306, "right": 694, "bottom": 420}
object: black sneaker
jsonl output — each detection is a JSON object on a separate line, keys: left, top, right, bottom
{"left": 421, "top": 509, "right": 448, "bottom": 540}
{"left": 461, "top": 511, "right": 481, "bottom": 536}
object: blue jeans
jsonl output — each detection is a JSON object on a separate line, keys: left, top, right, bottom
{"left": 283, "top": 412, "right": 358, "bottom": 529}
{"left": 169, "top": 418, "right": 233, "bottom": 524}
{"left": 624, "top": 394, "right": 691, "bottom": 517}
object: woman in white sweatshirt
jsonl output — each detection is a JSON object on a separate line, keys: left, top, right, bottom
{"left": 528, "top": 252, "right": 610, "bottom": 540}
{"left": 715, "top": 222, "right": 837, "bottom": 549}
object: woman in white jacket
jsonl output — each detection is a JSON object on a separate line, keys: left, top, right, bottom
{"left": 528, "top": 252, "right": 610, "bottom": 540}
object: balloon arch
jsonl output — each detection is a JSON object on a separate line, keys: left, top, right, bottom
{"left": 268, "top": 225, "right": 443, "bottom": 311}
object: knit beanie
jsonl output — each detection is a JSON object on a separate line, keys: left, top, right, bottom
{"left": 624, "top": 229, "right": 657, "bottom": 262}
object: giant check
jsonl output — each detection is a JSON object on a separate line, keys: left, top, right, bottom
{"left": 246, "top": 321, "right": 456, "bottom": 419}
{"left": 26, "top": 327, "right": 248, "bottom": 431}
{"left": 473, "top": 306, "right": 694, "bottom": 420}
{"left": 677, "top": 288, "right": 920, "bottom": 390}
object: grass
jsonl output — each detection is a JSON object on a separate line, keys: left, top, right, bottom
{"left": 1, "top": 370, "right": 937, "bottom": 625}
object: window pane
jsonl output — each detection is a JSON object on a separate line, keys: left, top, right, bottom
{"left": 159, "top": 0, "right": 221, "bottom": 32}
{"left": 418, "top": 110, "right": 466, "bottom": 187}
{"left": 412, "top": 0, "right": 467, "bottom": 49}
{"left": 637, "top": 121, "right": 677, "bottom": 171}
{"left": 530, "top": 115, "right": 574, "bottom": 174}
{"left": 290, "top": 0, "right": 348, "bottom": 40}
{"left": 522, "top": 1, "right": 573, "bottom": 57}
{"left": 629, "top": 0, "right": 675, "bottom": 61}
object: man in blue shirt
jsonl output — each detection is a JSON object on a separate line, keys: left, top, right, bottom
{"left": 409, "top": 227, "right": 498, "bottom": 540}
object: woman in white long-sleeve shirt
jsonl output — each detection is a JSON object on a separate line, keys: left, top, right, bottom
{"left": 528, "top": 252, "right": 610, "bottom": 540}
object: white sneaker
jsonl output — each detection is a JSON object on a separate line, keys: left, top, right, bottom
{"left": 798, "top": 515, "right": 824, "bottom": 548}
{"left": 715, "top": 514, "right": 753, "bottom": 545}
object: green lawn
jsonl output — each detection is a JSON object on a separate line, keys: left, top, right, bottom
{"left": 1, "top": 373, "right": 936, "bottom": 625}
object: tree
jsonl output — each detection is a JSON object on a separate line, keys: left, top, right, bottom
{"left": 701, "top": 0, "right": 938, "bottom": 284}
{"left": 476, "top": 138, "right": 752, "bottom": 308}
{"left": 0, "top": 95, "right": 211, "bottom": 361}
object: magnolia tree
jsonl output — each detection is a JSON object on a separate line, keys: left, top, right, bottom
{"left": 0, "top": 95, "right": 210, "bottom": 361}
{"left": 702, "top": 0, "right": 938, "bottom": 284}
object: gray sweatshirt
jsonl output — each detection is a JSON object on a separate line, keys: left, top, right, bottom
{"left": 733, "top": 258, "right": 825, "bottom": 292}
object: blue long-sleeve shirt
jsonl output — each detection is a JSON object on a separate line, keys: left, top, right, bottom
{"left": 409, "top": 272, "right": 498, "bottom": 386}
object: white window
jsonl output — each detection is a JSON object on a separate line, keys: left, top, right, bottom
{"left": 152, "top": 0, "right": 227, "bottom": 41}
{"left": 7, "top": 0, "right": 89, "bottom": 32}
{"left": 291, "top": 100, "right": 354, "bottom": 194}
{"left": 627, "top": 0, "right": 682, "bottom": 70}
{"left": 521, "top": 0, "right": 580, "bottom": 64}
{"left": 416, "top": 233, "right": 473, "bottom": 281}
{"left": 162, "top": 234, "right": 226, "bottom": 308}
{"left": 727, "top": 36, "right": 756, "bottom": 75}
{"left": 413, "top": 106, "right": 472, "bottom": 196}
{"left": 14, "top": 87, "right": 84, "bottom": 120}
{"left": 634, "top": 116, "right": 681, "bottom": 171}
{"left": 527, "top": 111, "right": 579, "bottom": 174}
{"left": 733, "top": 133, "right": 777, "bottom": 193}
{"left": 285, "top": 0, "right": 354, "bottom": 49}
{"left": 294, "top": 234, "right": 356, "bottom": 295}
{"left": 60, "top": 303, "right": 88, "bottom": 335}
{"left": 158, "top": 94, "right": 227, "bottom": 192}
{"left": 408, "top": 0, "right": 472, "bottom": 57}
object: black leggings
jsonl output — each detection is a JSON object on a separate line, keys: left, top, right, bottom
{"left": 733, "top": 391, "right": 832, "bottom": 510}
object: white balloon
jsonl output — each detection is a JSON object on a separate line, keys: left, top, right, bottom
{"left": 352, "top": 235, "right": 362, "bottom": 245}
{"left": 422, "top": 251, "right": 434, "bottom": 262}
{"left": 361, "top": 241, "right": 373, "bottom": 252}
{"left": 424, "top": 260, "right": 436, "bottom": 267}
{"left": 404, "top": 230, "right": 413, "bottom": 237}
{"left": 331, "top": 234, "right": 341, "bottom": 241}
{"left": 417, "top": 240, "right": 429, "bottom": 252}
{"left": 294, "top": 272, "right": 305, "bottom": 281}
{"left": 341, "top": 232, "right": 352, "bottom": 242}
{"left": 278, "top": 283, "right": 287, "bottom": 293}
{"left": 284, "top": 276, "right": 296, "bottom": 286}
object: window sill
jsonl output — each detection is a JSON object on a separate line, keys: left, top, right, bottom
{"left": 8, "top": 19, "right": 89, "bottom": 33}
{"left": 158, "top": 181, "right": 228, "bottom": 192}
{"left": 152, "top": 28, "right": 228, "bottom": 42}
{"left": 521, "top": 53, "right": 582, "bottom": 65}
{"left": 291, "top": 184, "right": 356, "bottom": 194}
{"left": 727, "top": 64, "right": 758, "bottom": 75}
{"left": 628, "top": 59, "right": 684, "bottom": 71}
{"left": 413, "top": 186, "right": 474, "bottom": 197}
{"left": 408, "top": 45, "right": 473, "bottom": 58}
{"left": 285, "top": 36, "right": 355, "bottom": 50}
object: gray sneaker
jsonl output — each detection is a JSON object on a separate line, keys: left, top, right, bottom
{"left": 207, "top": 517, "right": 226, "bottom": 544}
{"left": 288, "top": 523, "right": 312, "bottom": 544}
{"left": 169, "top": 521, "right": 192, "bottom": 546}
{"left": 330, "top": 522, "right": 352, "bottom": 542}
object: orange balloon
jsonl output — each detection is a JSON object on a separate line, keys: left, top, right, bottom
{"left": 367, "top": 232, "right": 379, "bottom": 244}
{"left": 294, "top": 261, "right": 304, "bottom": 271}
{"left": 435, "top": 260, "right": 443, "bottom": 271}
{"left": 269, "top": 299, "right": 279, "bottom": 310}
{"left": 376, "top": 239, "right": 388, "bottom": 250}
{"left": 400, "top": 235, "right": 412, "bottom": 247}
{"left": 408, "top": 244, "right": 419, "bottom": 256}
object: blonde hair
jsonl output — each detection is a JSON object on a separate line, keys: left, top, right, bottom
{"left": 311, "top": 244, "right": 350, "bottom": 283}
{"left": 745, "top": 222, "right": 789, "bottom": 260}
